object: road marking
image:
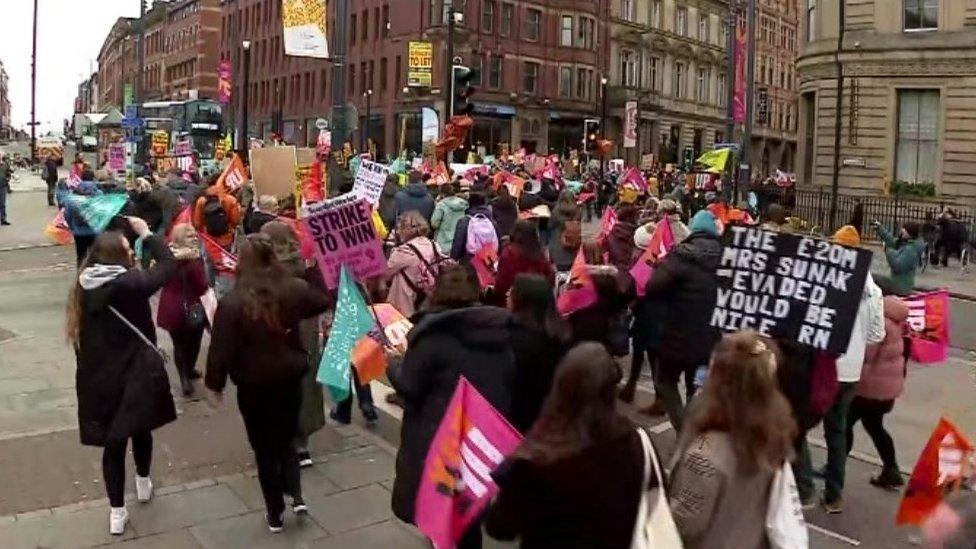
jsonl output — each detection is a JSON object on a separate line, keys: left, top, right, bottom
{"left": 808, "top": 524, "right": 861, "bottom": 546}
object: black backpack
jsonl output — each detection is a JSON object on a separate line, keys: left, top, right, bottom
{"left": 202, "top": 195, "right": 229, "bottom": 236}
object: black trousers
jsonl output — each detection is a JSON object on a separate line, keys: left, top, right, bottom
{"left": 74, "top": 234, "right": 96, "bottom": 267}
{"left": 103, "top": 432, "right": 152, "bottom": 507}
{"left": 654, "top": 357, "right": 699, "bottom": 433}
{"left": 846, "top": 396, "right": 898, "bottom": 471}
{"left": 237, "top": 380, "right": 302, "bottom": 516}
{"left": 46, "top": 179, "right": 56, "bottom": 206}
{"left": 627, "top": 340, "right": 656, "bottom": 387}
{"left": 169, "top": 327, "right": 204, "bottom": 376}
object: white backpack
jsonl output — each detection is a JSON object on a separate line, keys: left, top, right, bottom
{"left": 465, "top": 213, "right": 498, "bottom": 255}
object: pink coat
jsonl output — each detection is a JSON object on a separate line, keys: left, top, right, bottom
{"left": 857, "top": 296, "right": 910, "bottom": 401}
{"left": 385, "top": 237, "right": 441, "bottom": 319}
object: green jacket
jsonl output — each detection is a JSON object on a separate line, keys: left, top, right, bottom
{"left": 878, "top": 225, "right": 924, "bottom": 295}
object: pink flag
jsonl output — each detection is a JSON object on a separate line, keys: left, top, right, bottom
{"left": 620, "top": 167, "right": 648, "bottom": 193}
{"left": 597, "top": 207, "right": 617, "bottom": 244}
{"left": 904, "top": 290, "right": 951, "bottom": 364}
{"left": 556, "top": 249, "right": 599, "bottom": 317}
{"left": 415, "top": 376, "right": 522, "bottom": 549}
{"left": 630, "top": 219, "right": 676, "bottom": 297}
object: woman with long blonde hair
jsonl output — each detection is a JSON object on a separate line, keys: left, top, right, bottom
{"left": 669, "top": 331, "right": 797, "bottom": 548}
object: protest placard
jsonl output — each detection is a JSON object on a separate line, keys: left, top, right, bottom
{"left": 108, "top": 143, "right": 126, "bottom": 172}
{"left": 352, "top": 159, "right": 391, "bottom": 205}
{"left": 249, "top": 146, "right": 298, "bottom": 198}
{"left": 150, "top": 131, "right": 169, "bottom": 157}
{"left": 710, "top": 226, "right": 872, "bottom": 354}
{"left": 304, "top": 194, "right": 386, "bottom": 289}
{"left": 173, "top": 138, "right": 193, "bottom": 157}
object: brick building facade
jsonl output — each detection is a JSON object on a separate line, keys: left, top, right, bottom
{"left": 221, "top": 0, "right": 606, "bottom": 158}
{"left": 0, "top": 61, "right": 10, "bottom": 139}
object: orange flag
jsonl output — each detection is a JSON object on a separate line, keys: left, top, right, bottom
{"left": 217, "top": 153, "right": 248, "bottom": 194}
{"left": 897, "top": 417, "right": 974, "bottom": 525}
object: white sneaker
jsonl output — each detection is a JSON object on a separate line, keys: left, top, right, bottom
{"left": 109, "top": 506, "right": 128, "bottom": 535}
{"left": 135, "top": 476, "right": 153, "bottom": 503}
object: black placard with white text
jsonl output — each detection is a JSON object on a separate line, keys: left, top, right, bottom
{"left": 710, "top": 226, "right": 873, "bottom": 354}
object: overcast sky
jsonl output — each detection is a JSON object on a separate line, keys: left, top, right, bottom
{"left": 1, "top": 0, "right": 145, "bottom": 134}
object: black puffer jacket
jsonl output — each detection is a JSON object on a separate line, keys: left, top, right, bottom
{"left": 645, "top": 232, "right": 723, "bottom": 367}
{"left": 388, "top": 306, "right": 516, "bottom": 523}
{"left": 76, "top": 236, "right": 178, "bottom": 447}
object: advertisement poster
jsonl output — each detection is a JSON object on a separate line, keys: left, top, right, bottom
{"left": 108, "top": 143, "right": 126, "bottom": 172}
{"left": 218, "top": 59, "right": 232, "bottom": 106}
{"left": 421, "top": 107, "right": 440, "bottom": 144}
{"left": 150, "top": 131, "right": 169, "bottom": 157}
{"left": 173, "top": 138, "right": 193, "bottom": 157}
{"left": 408, "top": 41, "right": 434, "bottom": 87}
{"left": 282, "top": 0, "right": 329, "bottom": 58}
{"left": 303, "top": 194, "right": 386, "bottom": 289}
{"left": 624, "top": 101, "right": 638, "bottom": 149}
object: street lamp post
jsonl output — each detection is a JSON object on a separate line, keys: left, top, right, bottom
{"left": 362, "top": 89, "right": 373, "bottom": 152}
{"left": 600, "top": 76, "right": 608, "bottom": 180}
{"left": 240, "top": 40, "right": 251, "bottom": 155}
{"left": 30, "top": 0, "right": 38, "bottom": 164}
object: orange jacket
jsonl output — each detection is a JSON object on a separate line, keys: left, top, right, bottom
{"left": 192, "top": 188, "right": 242, "bottom": 247}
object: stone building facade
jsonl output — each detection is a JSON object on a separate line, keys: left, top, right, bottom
{"left": 797, "top": 0, "right": 976, "bottom": 203}
{"left": 0, "top": 61, "right": 10, "bottom": 140}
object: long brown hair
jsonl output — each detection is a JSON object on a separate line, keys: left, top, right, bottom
{"left": 235, "top": 233, "right": 288, "bottom": 332}
{"left": 510, "top": 220, "right": 545, "bottom": 262}
{"left": 515, "top": 343, "right": 630, "bottom": 464}
{"left": 65, "top": 231, "right": 134, "bottom": 344}
{"left": 683, "top": 331, "right": 796, "bottom": 473}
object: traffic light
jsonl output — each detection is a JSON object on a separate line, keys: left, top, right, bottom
{"left": 583, "top": 119, "right": 601, "bottom": 152}
{"left": 452, "top": 66, "right": 477, "bottom": 117}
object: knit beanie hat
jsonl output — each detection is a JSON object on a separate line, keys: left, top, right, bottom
{"left": 833, "top": 225, "right": 861, "bottom": 247}
{"left": 689, "top": 210, "right": 719, "bottom": 236}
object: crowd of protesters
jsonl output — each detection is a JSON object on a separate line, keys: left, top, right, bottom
{"left": 59, "top": 146, "right": 967, "bottom": 548}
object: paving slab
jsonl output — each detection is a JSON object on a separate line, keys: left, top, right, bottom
{"left": 305, "top": 483, "right": 392, "bottom": 535}
{"left": 126, "top": 484, "right": 248, "bottom": 537}
{"left": 0, "top": 504, "right": 138, "bottom": 549}
{"left": 314, "top": 446, "right": 396, "bottom": 490}
{"left": 189, "top": 509, "right": 327, "bottom": 549}
{"left": 309, "top": 520, "right": 429, "bottom": 549}
{"left": 222, "top": 467, "right": 341, "bottom": 513}
{"left": 92, "top": 529, "right": 203, "bottom": 549}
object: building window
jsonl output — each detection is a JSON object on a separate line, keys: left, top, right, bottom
{"left": 620, "top": 50, "right": 637, "bottom": 87}
{"left": 579, "top": 17, "right": 596, "bottom": 49}
{"left": 697, "top": 67, "right": 710, "bottom": 103}
{"left": 525, "top": 8, "right": 541, "bottom": 41}
{"left": 905, "top": 0, "right": 938, "bottom": 31}
{"left": 699, "top": 15, "right": 709, "bottom": 43}
{"left": 559, "top": 67, "right": 572, "bottom": 97}
{"left": 380, "top": 57, "right": 388, "bottom": 91}
{"left": 489, "top": 55, "right": 502, "bottom": 88}
{"left": 673, "top": 61, "right": 685, "bottom": 98}
{"left": 576, "top": 67, "right": 590, "bottom": 99}
{"left": 362, "top": 9, "right": 369, "bottom": 42}
{"left": 676, "top": 8, "right": 688, "bottom": 36}
{"left": 430, "top": 0, "right": 441, "bottom": 25}
{"left": 500, "top": 3, "right": 513, "bottom": 37}
{"left": 472, "top": 55, "right": 483, "bottom": 86}
{"left": 650, "top": 0, "right": 661, "bottom": 28}
{"left": 561, "top": 16, "right": 573, "bottom": 46}
{"left": 621, "top": 0, "right": 635, "bottom": 22}
{"left": 896, "top": 89, "right": 940, "bottom": 185}
{"left": 523, "top": 61, "right": 539, "bottom": 94}
{"left": 396, "top": 55, "right": 402, "bottom": 87}
{"left": 348, "top": 64, "right": 356, "bottom": 97}
{"left": 648, "top": 57, "right": 661, "bottom": 90}
{"left": 717, "top": 73, "right": 726, "bottom": 107}
{"left": 350, "top": 14, "right": 357, "bottom": 45}
{"left": 807, "top": 0, "right": 816, "bottom": 41}
{"left": 482, "top": 1, "right": 494, "bottom": 33}
{"left": 382, "top": 4, "right": 390, "bottom": 37}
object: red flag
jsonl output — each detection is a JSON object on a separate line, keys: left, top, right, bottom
{"left": 217, "top": 153, "right": 248, "bottom": 194}
{"left": 897, "top": 418, "right": 974, "bottom": 525}
{"left": 597, "top": 207, "right": 617, "bottom": 244}
{"left": 415, "top": 377, "right": 522, "bottom": 548}
{"left": 471, "top": 247, "right": 498, "bottom": 290}
{"left": 198, "top": 231, "right": 238, "bottom": 274}
{"left": 556, "top": 249, "right": 599, "bottom": 317}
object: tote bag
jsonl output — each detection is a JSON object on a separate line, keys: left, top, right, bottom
{"left": 766, "top": 462, "right": 809, "bottom": 549}
{"left": 632, "top": 428, "right": 684, "bottom": 549}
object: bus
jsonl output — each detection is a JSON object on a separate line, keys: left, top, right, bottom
{"left": 139, "top": 99, "right": 223, "bottom": 160}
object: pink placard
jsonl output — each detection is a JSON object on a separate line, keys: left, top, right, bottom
{"left": 303, "top": 194, "right": 386, "bottom": 289}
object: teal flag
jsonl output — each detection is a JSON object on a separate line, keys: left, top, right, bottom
{"left": 390, "top": 158, "right": 407, "bottom": 174}
{"left": 63, "top": 193, "right": 130, "bottom": 233}
{"left": 317, "top": 266, "right": 377, "bottom": 402}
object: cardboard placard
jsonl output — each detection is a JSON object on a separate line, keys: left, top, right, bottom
{"left": 710, "top": 226, "right": 873, "bottom": 354}
{"left": 303, "top": 194, "right": 386, "bottom": 289}
{"left": 352, "top": 159, "right": 391, "bottom": 205}
{"left": 108, "top": 143, "right": 126, "bottom": 172}
{"left": 250, "top": 146, "right": 298, "bottom": 199}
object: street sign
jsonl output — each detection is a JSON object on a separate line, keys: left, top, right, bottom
{"left": 124, "top": 106, "right": 138, "bottom": 120}
{"left": 121, "top": 117, "right": 146, "bottom": 129}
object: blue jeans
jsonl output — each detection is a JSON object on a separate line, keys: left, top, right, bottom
{"left": 824, "top": 381, "right": 858, "bottom": 502}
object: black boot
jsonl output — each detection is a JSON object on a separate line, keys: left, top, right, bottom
{"left": 870, "top": 467, "right": 904, "bottom": 490}
{"left": 178, "top": 368, "right": 194, "bottom": 397}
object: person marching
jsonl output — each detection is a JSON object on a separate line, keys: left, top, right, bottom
{"left": 68, "top": 218, "right": 179, "bottom": 535}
